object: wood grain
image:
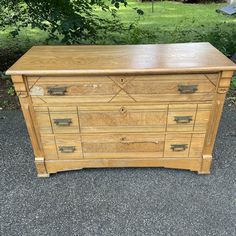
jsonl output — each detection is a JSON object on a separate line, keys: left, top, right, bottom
{"left": 12, "top": 76, "right": 49, "bottom": 176}
{"left": 79, "top": 104, "right": 167, "bottom": 133}
{"left": 27, "top": 74, "right": 218, "bottom": 103}
{"left": 6, "top": 43, "right": 236, "bottom": 75}
{"left": 203, "top": 71, "right": 234, "bottom": 158}
{"left": 45, "top": 158, "right": 202, "bottom": 174}
{"left": 8, "top": 44, "right": 236, "bottom": 177}
{"left": 82, "top": 133, "right": 165, "bottom": 159}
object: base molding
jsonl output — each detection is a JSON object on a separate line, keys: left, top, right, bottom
{"left": 44, "top": 157, "right": 203, "bottom": 176}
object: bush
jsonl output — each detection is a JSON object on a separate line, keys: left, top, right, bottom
{"left": 200, "top": 24, "right": 236, "bottom": 57}
{"left": 0, "top": 0, "right": 143, "bottom": 44}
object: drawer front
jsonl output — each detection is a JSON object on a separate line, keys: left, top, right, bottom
{"left": 28, "top": 76, "right": 121, "bottom": 103}
{"left": 82, "top": 133, "right": 165, "bottom": 159}
{"left": 167, "top": 103, "right": 212, "bottom": 132}
{"left": 164, "top": 133, "right": 205, "bottom": 158}
{"left": 34, "top": 106, "right": 80, "bottom": 134}
{"left": 34, "top": 103, "right": 212, "bottom": 134}
{"left": 78, "top": 104, "right": 167, "bottom": 133}
{"left": 28, "top": 73, "right": 218, "bottom": 104}
{"left": 41, "top": 134, "right": 83, "bottom": 160}
{"left": 40, "top": 133, "right": 205, "bottom": 160}
{"left": 124, "top": 74, "right": 217, "bottom": 102}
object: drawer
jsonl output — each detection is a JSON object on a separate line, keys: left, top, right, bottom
{"left": 28, "top": 73, "right": 218, "bottom": 104}
{"left": 41, "top": 132, "right": 205, "bottom": 160}
{"left": 41, "top": 134, "right": 83, "bottom": 160}
{"left": 78, "top": 104, "right": 168, "bottom": 133}
{"left": 34, "top": 106, "right": 80, "bottom": 134}
{"left": 164, "top": 133, "right": 205, "bottom": 158}
{"left": 82, "top": 133, "right": 165, "bottom": 159}
{"left": 35, "top": 103, "right": 211, "bottom": 134}
{"left": 28, "top": 76, "right": 121, "bottom": 103}
{"left": 167, "top": 103, "right": 212, "bottom": 132}
{"left": 125, "top": 74, "right": 218, "bottom": 102}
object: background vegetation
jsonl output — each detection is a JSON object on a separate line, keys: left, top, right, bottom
{"left": 0, "top": 0, "right": 235, "bottom": 109}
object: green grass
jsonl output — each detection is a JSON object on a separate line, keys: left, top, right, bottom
{"left": 115, "top": 1, "right": 235, "bottom": 30}
{"left": 0, "top": 1, "right": 235, "bottom": 49}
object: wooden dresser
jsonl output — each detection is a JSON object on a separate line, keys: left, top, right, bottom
{"left": 6, "top": 43, "right": 236, "bottom": 177}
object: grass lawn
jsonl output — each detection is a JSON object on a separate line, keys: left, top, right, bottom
{"left": 0, "top": 1, "right": 235, "bottom": 49}
{"left": 110, "top": 1, "right": 235, "bottom": 31}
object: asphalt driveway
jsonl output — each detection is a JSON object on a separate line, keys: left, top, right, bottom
{"left": 0, "top": 104, "right": 235, "bottom": 236}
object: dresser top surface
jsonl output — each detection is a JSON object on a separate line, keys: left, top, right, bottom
{"left": 6, "top": 42, "right": 236, "bottom": 75}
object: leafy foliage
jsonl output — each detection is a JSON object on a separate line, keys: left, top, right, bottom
{"left": 231, "top": 76, "right": 236, "bottom": 90}
{"left": 0, "top": 0, "right": 143, "bottom": 44}
{"left": 0, "top": 72, "right": 18, "bottom": 109}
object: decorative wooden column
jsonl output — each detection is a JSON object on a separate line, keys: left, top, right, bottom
{"left": 200, "top": 71, "right": 233, "bottom": 174}
{"left": 11, "top": 75, "right": 49, "bottom": 177}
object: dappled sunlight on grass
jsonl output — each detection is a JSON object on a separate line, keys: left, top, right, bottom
{"left": 156, "top": 15, "right": 184, "bottom": 18}
{"left": 0, "top": 1, "right": 235, "bottom": 49}
{"left": 0, "top": 28, "right": 48, "bottom": 49}
{"left": 110, "top": 1, "right": 234, "bottom": 32}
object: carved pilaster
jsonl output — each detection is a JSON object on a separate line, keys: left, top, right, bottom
{"left": 201, "top": 71, "right": 234, "bottom": 173}
{"left": 12, "top": 75, "right": 48, "bottom": 177}
{"left": 11, "top": 75, "right": 28, "bottom": 97}
{"left": 217, "top": 71, "right": 233, "bottom": 94}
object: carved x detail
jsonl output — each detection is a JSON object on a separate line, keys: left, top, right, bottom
{"left": 107, "top": 76, "right": 137, "bottom": 102}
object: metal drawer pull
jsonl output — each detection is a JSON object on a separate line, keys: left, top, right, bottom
{"left": 53, "top": 118, "right": 72, "bottom": 126}
{"left": 59, "top": 146, "right": 76, "bottom": 153}
{"left": 174, "top": 116, "right": 193, "bottom": 124}
{"left": 121, "top": 141, "right": 159, "bottom": 144}
{"left": 171, "top": 144, "right": 188, "bottom": 152}
{"left": 178, "top": 85, "right": 198, "bottom": 94}
{"left": 120, "top": 137, "right": 159, "bottom": 144}
{"left": 48, "top": 87, "right": 67, "bottom": 95}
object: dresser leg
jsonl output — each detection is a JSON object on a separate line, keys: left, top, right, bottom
{"left": 37, "top": 173, "right": 50, "bottom": 178}
{"left": 198, "top": 155, "right": 212, "bottom": 174}
{"left": 35, "top": 157, "right": 49, "bottom": 177}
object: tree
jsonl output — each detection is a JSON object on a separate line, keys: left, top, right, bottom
{"left": 0, "top": 0, "right": 144, "bottom": 44}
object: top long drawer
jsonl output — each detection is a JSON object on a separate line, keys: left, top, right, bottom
{"left": 27, "top": 73, "right": 219, "bottom": 103}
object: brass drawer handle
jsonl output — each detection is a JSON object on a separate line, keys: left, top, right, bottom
{"left": 48, "top": 87, "right": 67, "bottom": 95}
{"left": 53, "top": 118, "right": 72, "bottom": 126}
{"left": 171, "top": 144, "right": 188, "bottom": 152}
{"left": 178, "top": 85, "right": 198, "bottom": 94}
{"left": 174, "top": 116, "right": 193, "bottom": 124}
{"left": 59, "top": 146, "right": 76, "bottom": 153}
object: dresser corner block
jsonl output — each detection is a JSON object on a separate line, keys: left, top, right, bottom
{"left": 7, "top": 44, "right": 236, "bottom": 177}
{"left": 35, "top": 157, "right": 49, "bottom": 178}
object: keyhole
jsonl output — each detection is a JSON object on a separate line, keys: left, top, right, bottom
{"left": 120, "top": 106, "right": 127, "bottom": 114}
{"left": 120, "top": 78, "right": 125, "bottom": 84}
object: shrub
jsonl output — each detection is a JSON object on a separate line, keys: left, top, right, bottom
{"left": 0, "top": 0, "right": 144, "bottom": 44}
